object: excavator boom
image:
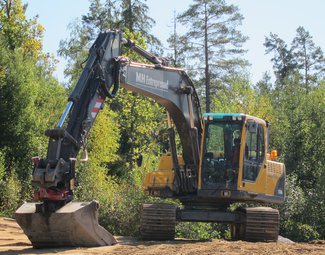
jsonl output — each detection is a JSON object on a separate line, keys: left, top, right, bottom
{"left": 15, "top": 30, "right": 203, "bottom": 247}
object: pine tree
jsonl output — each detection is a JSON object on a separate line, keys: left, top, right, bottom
{"left": 119, "top": 0, "right": 160, "bottom": 47}
{"left": 291, "top": 26, "right": 325, "bottom": 92}
{"left": 264, "top": 33, "right": 297, "bottom": 88}
{"left": 166, "top": 10, "right": 187, "bottom": 67}
{"left": 177, "top": 0, "right": 248, "bottom": 112}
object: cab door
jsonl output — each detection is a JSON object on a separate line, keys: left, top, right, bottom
{"left": 238, "top": 121, "right": 267, "bottom": 193}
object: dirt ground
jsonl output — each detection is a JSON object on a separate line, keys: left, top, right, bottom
{"left": 0, "top": 218, "right": 324, "bottom": 255}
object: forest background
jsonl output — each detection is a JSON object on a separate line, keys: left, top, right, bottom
{"left": 0, "top": 0, "right": 324, "bottom": 242}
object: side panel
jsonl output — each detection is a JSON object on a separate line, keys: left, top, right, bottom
{"left": 143, "top": 154, "right": 184, "bottom": 196}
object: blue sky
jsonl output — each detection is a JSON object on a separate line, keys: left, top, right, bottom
{"left": 24, "top": 0, "right": 325, "bottom": 84}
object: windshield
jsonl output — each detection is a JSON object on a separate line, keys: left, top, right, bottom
{"left": 201, "top": 121, "right": 243, "bottom": 189}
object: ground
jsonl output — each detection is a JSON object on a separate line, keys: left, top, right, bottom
{"left": 0, "top": 218, "right": 324, "bottom": 255}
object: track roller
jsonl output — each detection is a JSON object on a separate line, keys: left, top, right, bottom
{"left": 140, "top": 203, "right": 176, "bottom": 240}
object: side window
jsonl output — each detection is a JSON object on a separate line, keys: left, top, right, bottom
{"left": 245, "top": 127, "right": 257, "bottom": 161}
{"left": 257, "top": 125, "right": 265, "bottom": 163}
{"left": 243, "top": 123, "right": 265, "bottom": 181}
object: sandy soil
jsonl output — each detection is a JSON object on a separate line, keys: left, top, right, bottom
{"left": 0, "top": 217, "right": 324, "bottom": 255}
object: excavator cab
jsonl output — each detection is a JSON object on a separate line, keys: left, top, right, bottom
{"left": 198, "top": 113, "right": 285, "bottom": 205}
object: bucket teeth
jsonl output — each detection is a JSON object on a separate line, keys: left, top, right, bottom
{"left": 15, "top": 200, "right": 117, "bottom": 248}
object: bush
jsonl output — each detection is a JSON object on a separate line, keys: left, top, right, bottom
{"left": 176, "top": 222, "right": 227, "bottom": 240}
{"left": 75, "top": 163, "right": 145, "bottom": 236}
{"left": 282, "top": 220, "right": 319, "bottom": 242}
{"left": 0, "top": 152, "right": 22, "bottom": 217}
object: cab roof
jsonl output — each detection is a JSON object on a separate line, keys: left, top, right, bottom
{"left": 203, "top": 113, "right": 267, "bottom": 124}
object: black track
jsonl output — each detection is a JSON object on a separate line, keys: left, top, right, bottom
{"left": 231, "top": 207, "right": 280, "bottom": 242}
{"left": 140, "top": 203, "right": 176, "bottom": 240}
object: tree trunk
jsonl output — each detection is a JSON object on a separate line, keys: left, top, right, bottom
{"left": 204, "top": 2, "right": 210, "bottom": 113}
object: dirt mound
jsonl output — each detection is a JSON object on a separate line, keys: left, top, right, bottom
{"left": 0, "top": 217, "right": 324, "bottom": 255}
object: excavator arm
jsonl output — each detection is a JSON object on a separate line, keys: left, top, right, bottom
{"left": 32, "top": 31, "right": 202, "bottom": 205}
{"left": 29, "top": 31, "right": 122, "bottom": 209}
{"left": 15, "top": 30, "right": 202, "bottom": 247}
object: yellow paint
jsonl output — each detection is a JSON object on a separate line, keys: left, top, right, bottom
{"left": 237, "top": 117, "right": 285, "bottom": 195}
{"left": 198, "top": 120, "right": 207, "bottom": 189}
{"left": 143, "top": 153, "right": 184, "bottom": 191}
{"left": 144, "top": 114, "right": 285, "bottom": 200}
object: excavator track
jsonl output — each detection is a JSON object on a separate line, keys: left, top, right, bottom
{"left": 140, "top": 203, "right": 176, "bottom": 240}
{"left": 232, "top": 207, "right": 279, "bottom": 242}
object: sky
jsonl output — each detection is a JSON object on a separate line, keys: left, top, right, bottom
{"left": 24, "top": 0, "right": 325, "bottom": 84}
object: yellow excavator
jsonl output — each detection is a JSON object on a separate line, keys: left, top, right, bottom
{"left": 15, "top": 31, "right": 285, "bottom": 247}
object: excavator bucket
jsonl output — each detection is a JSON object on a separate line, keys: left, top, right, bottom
{"left": 15, "top": 200, "right": 117, "bottom": 248}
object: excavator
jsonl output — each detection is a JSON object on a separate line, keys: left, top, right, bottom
{"left": 15, "top": 30, "right": 285, "bottom": 247}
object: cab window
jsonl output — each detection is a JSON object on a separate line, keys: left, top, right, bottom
{"left": 202, "top": 122, "right": 243, "bottom": 189}
{"left": 243, "top": 123, "right": 265, "bottom": 181}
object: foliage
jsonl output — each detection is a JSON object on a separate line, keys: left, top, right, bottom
{"left": 292, "top": 26, "right": 325, "bottom": 92}
{"left": 0, "top": 0, "right": 44, "bottom": 57}
{"left": 0, "top": 170, "right": 21, "bottom": 217}
{"left": 211, "top": 73, "right": 274, "bottom": 121}
{"left": 176, "top": 220, "right": 232, "bottom": 241}
{"left": 280, "top": 174, "right": 306, "bottom": 223}
{"left": 59, "top": 0, "right": 160, "bottom": 84}
{"left": 263, "top": 28, "right": 325, "bottom": 241}
{"left": 86, "top": 107, "right": 120, "bottom": 166}
{"left": 119, "top": 0, "right": 160, "bottom": 49}
{"left": 281, "top": 220, "right": 319, "bottom": 242}
{"left": 265, "top": 26, "right": 325, "bottom": 92}
{"left": 166, "top": 13, "right": 187, "bottom": 67}
{"left": 0, "top": 150, "right": 21, "bottom": 217}
{"left": 264, "top": 33, "right": 297, "bottom": 87}
{"left": 75, "top": 161, "right": 146, "bottom": 236}
{"left": 0, "top": 0, "right": 67, "bottom": 213}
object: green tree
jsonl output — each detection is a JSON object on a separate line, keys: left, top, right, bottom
{"left": 177, "top": 0, "right": 248, "bottom": 112}
{"left": 0, "top": 0, "right": 44, "bottom": 57}
{"left": 166, "top": 11, "right": 189, "bottom": 67}
{"left": 119, "top": 0, "right": 160, "bottom": 48}
{"left": 255, "top": 72, "right": 272, "bottom": 97}
{"left": 212, "top": 74, "right": 273, "bottom": 121}
{"left": 265, "top": 42, "right": 325, "bottom": 239}
{"left": 291, "top": 26, "right": 325, "bottom": 92}
{"left": 265, "top": 27, "right": 325, "bottom": 94}
{"left": 278, "top": 83, "right": 325, "bottom": 240}
{"left": 0, "top": 0, "right": 67, "bottom": 209}
{"left": 59, "top": 0, "right": 161, "bottom": 84}
{"left": 264, "top": 33, "right": 297, "bottom": 90}
{"left": 82, "top": 0, "right": 118, "bottom": 33}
